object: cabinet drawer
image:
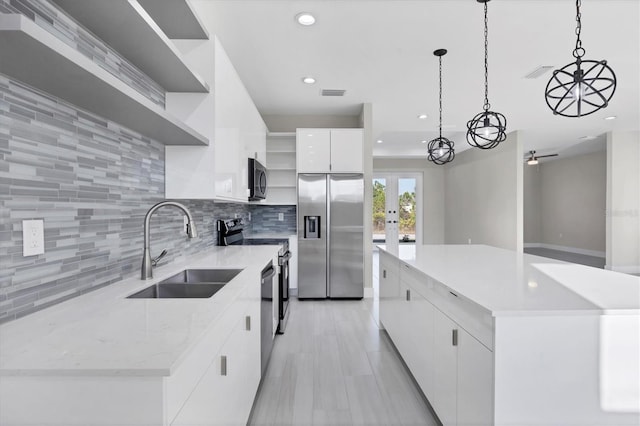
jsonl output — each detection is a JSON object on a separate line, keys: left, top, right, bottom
{"left": 380, "top": 251, "right": 400, "bottom": 279}
{"left": 400, "top": 262, "right": 493, "bottom": 351}
{"left": 428, "top": 280, "right": 493, "bottom": 351}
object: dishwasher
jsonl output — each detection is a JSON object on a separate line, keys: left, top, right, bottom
{"left": 260, "top": 262, "right": 276, "bottom": 375}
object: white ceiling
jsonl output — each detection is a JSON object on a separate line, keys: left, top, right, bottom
{"left": 200, "top": 0, "right": 639, "bottom": 158}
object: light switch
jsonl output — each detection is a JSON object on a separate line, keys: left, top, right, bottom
{"left": 23, "top": 219, "right": 44, "bottom": 256}
{"left": 278, "top": 213, "right": 284, "bottom": 221}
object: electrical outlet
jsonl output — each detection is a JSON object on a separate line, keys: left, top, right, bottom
{"left": 468, "top": 238, "right": 472, "bottom": 244}
{"left": 23, "top": 219, "right": 44, "bottom": 256}
{"left": 278, "top": 213, "right": 284, "bottom": 221}
{"left": 235, "top": 213, "right": 240, "bottom": 219}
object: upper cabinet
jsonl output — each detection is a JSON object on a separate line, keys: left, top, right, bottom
{"left": 296, "top": 128, "right": 364, "bottom": 173}
{"left": 165, "top": 36, "right": 267, "bottom": 201}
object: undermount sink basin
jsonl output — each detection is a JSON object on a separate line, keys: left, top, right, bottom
{"left": 127, "top": 268, "right": 243, "bottom": 299}
{"left": 158, "top": 269, "right": 243, "bottom": 285}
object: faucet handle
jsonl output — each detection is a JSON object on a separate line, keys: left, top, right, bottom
{"left": 151, "top": 249, "right": 168, "bottom": 267}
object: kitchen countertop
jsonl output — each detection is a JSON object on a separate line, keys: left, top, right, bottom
{"left": 379, "top": 244, "right": 640, "bottom": 316}
{"left": 244, "top": 231, "right": 296, "bottom": 239}
{"left": 0, "top": 245, "right": 280, "bottom": 377}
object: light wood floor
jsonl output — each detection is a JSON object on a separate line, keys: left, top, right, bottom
{"left": 249, "top": 298, "right": 439, "bottom": 426}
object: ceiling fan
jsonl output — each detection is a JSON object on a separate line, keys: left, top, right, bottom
{"left": 525, "top": 150, "right": 558, "bottom": 165}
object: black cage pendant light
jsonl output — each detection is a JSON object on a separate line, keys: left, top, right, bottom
{"left": 466, "top": 0, "right": 507, "bottom": 150}
{"left": 544, "top": 0, "right": 617, "bottom": 117}
{"left": 427, "top": 49, "right": 455, "bottom": 165}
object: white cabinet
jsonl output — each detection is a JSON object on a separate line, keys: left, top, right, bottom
{"left": 296, "top": 128, "right": 363, "bottom": 173}
{"left": 330, "top": 129, "right": 364, "bottom": 172}
{"left": 165, "top": 36, "right": 267, "bottom": 201}
{"left": 379, "top": 255, "right": 494, "bottom": 426}
{"left": 457, "top": 328, "right": 494, "bottom": 426}
{"left": 432, "top": 309, "right": 459, "bottom": 426}
{"left": 171, "top": 306, "right": 260, "bottom": 426}
{"left": 296, "top": 129, "right": 331, "bottom": 173}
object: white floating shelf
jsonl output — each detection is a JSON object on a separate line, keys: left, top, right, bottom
{"left": 52, "top": 0, "right": 209, "bottom": 93}
{"left": 0, "top": 14, "right": 208, "bottom": 146}
{"left": 138, "top": 0, "right": 209, "bottom": 40}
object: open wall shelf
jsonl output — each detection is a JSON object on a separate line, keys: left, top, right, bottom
{"left": 138, "top": 0, "right": 209, "bottom": 40}
{"left": 0, "top": 13, "right": 208, "bottom": 146}
{"left": 52, "top": 0, "right": 209, "bottom": 93}
{"left": 266, "top": 133, "right": 296, "bottom": 205}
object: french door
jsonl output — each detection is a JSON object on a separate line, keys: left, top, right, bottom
{"left": 372, "top": 173, "right": 421, "bottom": 253}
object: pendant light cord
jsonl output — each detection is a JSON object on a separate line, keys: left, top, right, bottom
{"left": 438, "top": 55, "right": 443, "bottom": 140}
{"left": 573, "top": 0, "right": 585, "bottom": 59}
{"left": 483, "top": 1, "right": 490, "bottom": 112}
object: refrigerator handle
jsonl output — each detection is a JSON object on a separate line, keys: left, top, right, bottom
{"left": 304, "top": 216, "right": 321, "bottom": 239}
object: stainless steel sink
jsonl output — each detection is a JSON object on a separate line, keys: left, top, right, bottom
{"left": 127, "top": 268, "right": 243, "bottom": 299}
{"left": 158, "top": 269, "right": 243, "bottom": 285}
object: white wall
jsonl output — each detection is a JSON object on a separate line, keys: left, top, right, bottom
{"left": 373, "top": 158, "right": 445, "bottom": 244}
{"left": 523, "top": 164, "right": 542, "bottom": 244}
{"left": 527, "top": 151, "right": 606, "bottom": 255}
{"left": 444, "top": 132, "right": 523, "bottom": 252}
{"left": 263, "top": 115, "right": 361, "bottom": 132}
{"left": 360, "top": 104, "right": 374, "bottom": 292}
{"left": 606, "top": 131, "right": 640, "bottom": 273}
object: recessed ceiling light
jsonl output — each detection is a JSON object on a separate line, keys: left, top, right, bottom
{"left": 377, "top": 140, "right": 383, "bottom": 144}
{"left": 302, "top": 76, "right": 316, "bottom": 84}
{"left": 579, "top": 135, "right": 596, "bottom": 140}
{"left": 418, "top": 114, "right": 428, "bottom": 120}
{"left": 604, "top": 115, "right": 617, "bottom": 120}
{"left": 296, "top": 12, "right": 316, "bottom": 26}
{"left": 421, "top": 140, "right": 427, "bottom": 144}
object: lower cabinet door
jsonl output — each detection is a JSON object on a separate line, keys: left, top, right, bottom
{"left": 171, "top": 313, "right": 260, "bottom": 426}
{"left": 432, "top": 309, "right": 458, "bottom": 426}
{"left": 457, "top": 328, "right": 494, "bottom": 426}
{"left": 403, "top": 289, "right": 435, "bottom": 400}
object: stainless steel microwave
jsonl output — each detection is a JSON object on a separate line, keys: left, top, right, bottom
{"left": 248, "top": 158, "right": 267, "bottom": 201}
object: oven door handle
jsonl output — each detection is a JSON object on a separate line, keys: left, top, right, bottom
{"left": 261, "top": 266, "right": 277, "bottom": 283}
{"left": 279, "top": 251, "right": 292, "bottom": 264}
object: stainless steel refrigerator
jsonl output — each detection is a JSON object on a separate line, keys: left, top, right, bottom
{"left": 297, "top": 174, "right": 364, "bottom": 299}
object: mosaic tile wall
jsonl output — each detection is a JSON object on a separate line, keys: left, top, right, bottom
{"left": 0, "top": 74, "right": 254, "bottom": 323}
{"left": 248, "top": 204, "right": 297, "bottom": 234}
{"left": 0, "top": 0, "right": 166, "bottom": 107}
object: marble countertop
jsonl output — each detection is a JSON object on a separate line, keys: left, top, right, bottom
{"left": 0, "top": 246, "right": 280, "bottom": 377}
{"left": 379, "top": 244, "right": 640, "bottom": 316}
{"left": 244, "top": 231, "right": 296, "bottom": 239}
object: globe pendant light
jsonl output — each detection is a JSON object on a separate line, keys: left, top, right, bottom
{"left": 544, "top": 0, "right": 617, "bottom": 117}
{"left": 466, "top": 0, "right": 507, "bottom": 150}
{"left": 427, "top": 49, "right": 455, "bottom": 165}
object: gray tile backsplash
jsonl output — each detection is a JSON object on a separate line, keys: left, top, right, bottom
{"left": 0, "top": 74, "right": 256, "bottom": 323}
{"left": 248, "top": 205, "right": 297, "bottom": 234}
{"left": 0, "top": 0, "right": 166, "bottom": 107}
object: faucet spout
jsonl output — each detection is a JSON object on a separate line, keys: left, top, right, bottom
{"left": 141, "top": 201, "right": 198, "bottom": 280}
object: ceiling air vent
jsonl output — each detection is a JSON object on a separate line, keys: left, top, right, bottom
{"left": 524, "top": 66, "right": 554, "bottom": 79}
{"left": 321, "top": 89, "right": 346, "bottom": 97}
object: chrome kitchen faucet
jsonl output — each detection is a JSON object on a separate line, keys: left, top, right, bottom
{"left": 141, "top": 201, "right": 198, "bottom": 280}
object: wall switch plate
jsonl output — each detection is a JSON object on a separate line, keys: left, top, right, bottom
{"left": 235, "top": 213, "right": 240, "bottom": 219}
{"left": 468, "top": 238, "right": 472, "bottom": 244}
{"left": 278, "top": 213, "right": 284, "bottom": 221}
{"left": 23, "top": 219, "right": 45, "bottom": 256}
{"left": 248, "top": 213, "right": 251, "bottom": 221}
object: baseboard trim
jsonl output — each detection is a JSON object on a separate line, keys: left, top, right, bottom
{"left": 524, "top": 243, "right": 605, "bottom": 258}
{"left": 605, "top": 265, "right": 640, "bottom": 274}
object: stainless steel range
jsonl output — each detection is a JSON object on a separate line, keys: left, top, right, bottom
{"left": 217, "top": 219, "right": 291, "bottom": 334}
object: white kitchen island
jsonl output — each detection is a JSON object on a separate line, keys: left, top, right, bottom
{"left": 0, "top": 245, "right": 281, "bottom": 426}
{"left": 378, "top": 244, "right": 640, "bottom": 426}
